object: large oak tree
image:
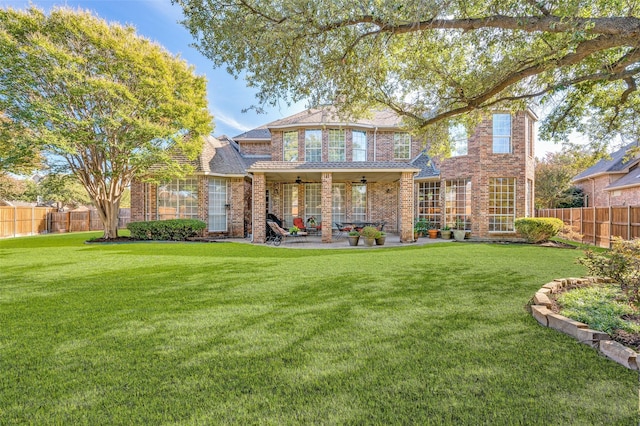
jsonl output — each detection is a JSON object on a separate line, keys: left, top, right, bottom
{"left": 175, "top": 0, "right": 640, "bottom": 151}
{"left": 0, "top": 7, "right": 212, "bottom": 238}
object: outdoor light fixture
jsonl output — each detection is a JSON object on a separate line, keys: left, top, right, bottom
{"left": 295, "top": 176, "right": 302, "bottom": 184}
{"left": 360, "top": 176, "right": 367, "bottom": 184}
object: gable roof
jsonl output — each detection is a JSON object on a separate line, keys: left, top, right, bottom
{"left": 266, "top": 106, "right": 403, "bottom": 129}
{"left": 573, "top": 143, "right": 640, "bottom": 182}
{"left": 205, "top": 135, "right": 248, "bottom": 176}
{"left": 605, "top": 165, "right": 640, "bottom": 190}
{"left": 410, "top": 150, "right": 440, "bottom": 179}
{"left": 234, "top": 107, "right": 405, "bottom": 141}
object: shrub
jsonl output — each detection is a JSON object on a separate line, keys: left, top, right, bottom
{"left": 514, "top": 217, "right": 563, "bottom": 243}
{"left": 360, "top": 226, "right": 381, "bottom": 238}
{"left": 579, "top": 237, "right": 640, "bottom": 305}
{"left": 127, "top": 219, "right": 206, "bottom": 241}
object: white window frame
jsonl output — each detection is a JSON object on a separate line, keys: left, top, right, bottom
{"left": 157, "top": 178, "right": 199, "bottom": 220}
{"left": 208, "top": 177, "right": 227, "bottom": 232}
{"left": 351, "top": 184, "right": 367, "bottom": 222}
{"left": 352, "top": 130, "right": 367, "bottom": 161}
{"left": 489, "top": 177, "right": 516, "bottom": 232}
{"left": 393, "top": 132, "right": 411, "bottom": 160}
{"left": 283, "top": 131, "right": 298, "bottom": 161}
{"left": 444, "top": 179, "right": 471, "bottom": 229}
{"left": 493, "top": 114, "right": 512, "bottom": 154}
{"left": 449, "top": 123, "right": 468, "bottom": 156}
{"left": 305, "top": 129, "right": 322, "bottom": 162}
{"left": 328, "top": 129, "right": 346, "bottom": 161}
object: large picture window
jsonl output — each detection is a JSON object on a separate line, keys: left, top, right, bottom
{"left": 352, "top": 130, "right": 367, "bottom": 161}
{"left": 444, "top": 179, "right": 471, "bottom": 229}
{"left": 417, "top": 181, "right": 441, "bottom": 228}
{"left": 328, "top": 129, "right": 346, "bottom": 161}
{"left": 305, "top": 129, "right": 322, "bottom": 162}
{"left": 157, "top": 178, "right": 199, "bottom": 220}
{"left": 493, "top": 114, "right": 512, "bottom": 154}
{"left": 332, "top": 183, "right": 346, "bottom": 225}
{"left": 283, "top": 131, "right": 298, "bottom": 161}
{"left": 283, "top": 183, "right": 299, "bottom": 228}
{"left": 351, "top": 184, "right": 367, "bottom": 222}
{"left": 304, "top": 183, "right": 322, "bottom": 224}
{"left": 489, "top": 177, "right": 516, "bottom": 232}
{"left": 208, "top": 177, "right": 227, "bottom": 232}
{"left": 393, "top": 132, "right": 411, "bottom": 160}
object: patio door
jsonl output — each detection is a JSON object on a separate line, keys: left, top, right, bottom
{"left": 208, "top": 177, "right": 227, "bottom": 232}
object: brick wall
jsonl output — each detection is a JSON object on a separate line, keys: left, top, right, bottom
{"left": 238, "top": 141, "right": 271, "bottom": 156}
{"left": 438, "top": 111, "right": 536, "bottom": 239}
{"left": 577, "top": 174, "right": 640, "bottom": 207}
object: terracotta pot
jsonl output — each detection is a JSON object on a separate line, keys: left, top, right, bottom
{"left": 428, "top": 229, "right": 439, "bottom": 239}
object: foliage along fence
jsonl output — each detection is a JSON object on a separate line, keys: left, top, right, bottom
{"left": 0, "top": 207, "right": 131, "bottom": 238}
{"left": 537, "top": 206, "right": 640, "bottom": 248}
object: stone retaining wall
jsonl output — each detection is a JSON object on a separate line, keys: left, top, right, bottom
{"left": 530, "top": 277, "right": 640, "bottom": 370}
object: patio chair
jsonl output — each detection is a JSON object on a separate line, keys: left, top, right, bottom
{"left": 334, "top": 222, "right": 352, "bottom": 239}
{"left": 293, "top": 217, "right": 307, "bottom": 232}
{"left": 266, "top": 220, "right": 308, "bottom": 246}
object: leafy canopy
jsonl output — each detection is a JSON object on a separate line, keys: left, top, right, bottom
{"left": 0, "top": 7, "right": 212, "bottom": 237}
{"left": 175, "top": 0, "right": 640, "bottom": 150}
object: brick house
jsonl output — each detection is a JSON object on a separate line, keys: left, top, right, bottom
{"left": 131, "top": 107, "right": 536, "bottom": 243}
{"left": 573, "top": 143, "right": 640, "bottom": 207}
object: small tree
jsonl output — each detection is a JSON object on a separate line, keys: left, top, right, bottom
{"left": 0, "top": 7, "right": 212, "bottom": 238}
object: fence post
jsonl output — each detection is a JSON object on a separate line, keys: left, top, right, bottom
{"left": 628, "top": 205, "right": 632, "bottom": 240}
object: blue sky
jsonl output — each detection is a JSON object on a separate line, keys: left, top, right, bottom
{"left": 0, "top": 0, "right": 303, "bottom": 138}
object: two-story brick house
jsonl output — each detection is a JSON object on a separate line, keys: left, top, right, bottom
{"left": 131, "top": 107, "right": 536, "bottom": 243}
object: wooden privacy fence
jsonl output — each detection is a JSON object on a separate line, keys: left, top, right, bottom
{"left": 0, "top": 207, "right": 131, "bottom": 238}
{"left": 537, "top": 206, "right": 640, "bottom": 248}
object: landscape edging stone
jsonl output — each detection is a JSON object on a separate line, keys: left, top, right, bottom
{"left": 530, "top": 277, "right": 639, "bottom": 370}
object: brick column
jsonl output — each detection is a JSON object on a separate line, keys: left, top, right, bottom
{"left": 399, "top": 172, "right": 414, "bottom": 243}
{"left": 321, "top": 172, "right": 333, "bottom": 243}
{"left": 252, "top": 173, "right": 266, "bottom": 243}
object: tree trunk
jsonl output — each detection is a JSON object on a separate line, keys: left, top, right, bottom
{"left": 95, "top": 198, "right": 120, "bottom": 239}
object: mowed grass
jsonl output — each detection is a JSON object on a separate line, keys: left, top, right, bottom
{"left": 0, "top": 233, "right": 636, "bottom": 424}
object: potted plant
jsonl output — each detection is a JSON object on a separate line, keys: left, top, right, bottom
{"left": 427, "top": 221, "right": 439, "bottom": 239}
{"left": 360, "top": 226, "right": 379, "bottom": 246}
{"left": 453, "top": 218, "right": 466, "bottom": 241}
{"left": 375, "top": 231, "right": 386, "bottom": 246}
{"left": 347, "top": 230, "right": 360, "bottom": 246}
{"left": 414, "top": 218, "right": 427, "bottom": 239}
{"left": 440, "top": 225, "right": 452, "bottom": 240}
{"left": 289, "top": 225, "right": 299, "bottom": 235}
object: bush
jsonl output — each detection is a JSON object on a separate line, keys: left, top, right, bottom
{"left": 579, "top": 237, "right": 640, "bottom": 305}
{"left": 360, "top": 226, "right": 381, "bottom": 238}
{"left": 127, "top": 219, "right": 206, "bottom": 241}
{"left": 514, "top": 217, "right": 563, "bottom": 243}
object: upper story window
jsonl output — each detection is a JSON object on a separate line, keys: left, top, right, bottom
{"left": 328, "top": 129, "right": 346, "bottom": 161}
{"left": 283, "top": 131, "right": 298, "bottom": 161}
{"left": 526, "top": 115, "right": 534, "bottom": 158}
{"left": 394, "top": 132, "right": 411, "bottom": 160}
{"left": 305, "top": 129, "right": 322, "bottom": 162}
{"left": 449, "top": 123, "right": 468, "bottom": 156}
{"left": 352, "top": 130, "right": 367, "bottom": 161}
{"left": 493, "top": 113, "right": 512, "bottom": 154}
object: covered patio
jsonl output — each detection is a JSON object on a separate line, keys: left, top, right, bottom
{"left": 247, "top": 162, "right": 420, "bottom": 244}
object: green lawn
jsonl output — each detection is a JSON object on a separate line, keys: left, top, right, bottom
{"left": 0, "top": 233, "right": 636, "bottom": 424}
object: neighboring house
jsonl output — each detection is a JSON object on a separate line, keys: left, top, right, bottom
{"left": 131, "top": 107, "right": 537, "bottom": 243}
{"left": 573, "top": 143, "right": 640, "bottom": 207}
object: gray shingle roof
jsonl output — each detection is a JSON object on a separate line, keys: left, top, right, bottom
{"left": 264, "top": 106, "right": 403, "bottom": 129}
{"left": 605, "top": 167, "right": 640, "bottom": 190}
{"left": 206, "top": 136, "right": 248, "bottom": 175}
{"left": 410, "top": 150, "right": 440, "bottom": 179}
{"left": 233, "top": 127, "right": 271, "bottom": 140}
{"left": 573, "top": 143, "right": 640, "bottom": 181}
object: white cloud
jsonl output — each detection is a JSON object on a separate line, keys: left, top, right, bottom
{"left": 212, "top": 110, "right": 253, "bottom": 133}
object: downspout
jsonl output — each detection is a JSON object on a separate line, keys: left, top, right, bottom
{"left": 373, "top": 127, "right": 378, "bottom": 161}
